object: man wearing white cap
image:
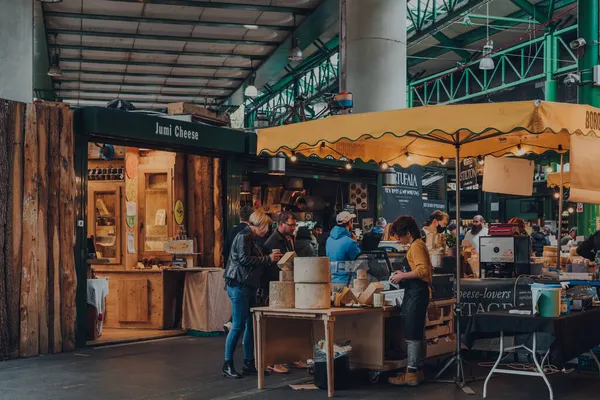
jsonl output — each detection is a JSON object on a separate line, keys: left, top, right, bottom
{"left": 326, "top": 211, "right": 362, "bottom": 286}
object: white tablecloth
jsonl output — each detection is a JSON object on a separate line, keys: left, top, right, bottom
{"left": 87, "top": 278, "right": 109, "bottom": 336}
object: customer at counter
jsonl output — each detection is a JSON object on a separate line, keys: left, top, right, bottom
{"left": 561, "top": 227, "right": 578, "bottom": 246}
{"left": 222, "top": 212, "right": 282, "bottom": 379}
{"left": 295, "top": 227, "right": 318, "bottom": 257}
{"left": 318, "top": 216, "right": 337, "bottom": 257}
{"left": 577, "top": 229, "right": 600, "bottom": 261}
{"left": 387, "top": 216, "right": 432, "bottom": 387}
{"left": 530, "top": 225, "right": 546, "bottom": 256}
{"left": 326, "top": 211, "right": 362, "bottom": 288}
{"left": 262, "top": 212, "right": 297, "bottom": 303}
{"left": 222, "top": 206, "right": 254, "bottom": 266}
{"left": 362, "top": 217, "right": 387, "bottom": 251}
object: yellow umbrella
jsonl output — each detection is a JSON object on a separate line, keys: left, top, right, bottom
{"left": 257, "top": 100, "right": 596, "bottom": 165}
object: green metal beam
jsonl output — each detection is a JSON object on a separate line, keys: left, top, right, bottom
{"left": 57, "top": 89, "right": 221, "bottom": 98}
{"left": 408, "top": 0, "right": 576, "bottom": 68}
{"left": 432, "top": 32, "right": 473, "bottom": 61}
{"left": 101, "top": 0, "right": 312, "bottom": 14}
{"left": 44, "top": 11, "right": 293, "bottom": 31}
{"left": 59, "top": 69, "right": 243, "bottom": 81}
{"left": 59, "top": 57, "right": 250, "bottom": 75}
{"left": 61, "top": 98, "right": 216, "bottom": 107}
{"left": 49, "top": 44, "right": 254, "bottom": 68}
{"left": 46, "top": 29, "right": 276, "bottom": 50}
{"left": 54, "top": 80, "right": 229, "bottom": 90}
{"left": 510, "top": 0, "right": 548, "bottom": 23}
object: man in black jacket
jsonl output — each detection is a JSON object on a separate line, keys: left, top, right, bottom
{"left": 577, "top": 230, "right": 600, "bottom": 261}
{"left": 530, "top": 225, "right": 546, "bottom": 257}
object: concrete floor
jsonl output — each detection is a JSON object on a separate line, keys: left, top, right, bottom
{"left": 0, "top": 336, "right": 598, "bottom": 400}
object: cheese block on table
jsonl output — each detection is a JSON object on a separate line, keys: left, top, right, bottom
{"left": 279, "top": 270, "right": 293, "bottom": 282}
{"left": 295, "top": 283, "right": 331, "bottom": 309}
{"left": 270, "top": 281, "right": 295, "bottom": 308}
{"left": 277, "top": 252, "right": 296, "bottom": 271}
{"left": 294, "top": 257, "right": 330, "bottom": 283}
{"left": 358, "top": 282, "right": 384, "bottom": 306}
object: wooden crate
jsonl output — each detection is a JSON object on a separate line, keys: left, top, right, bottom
{"left": 426, "top": 334, "right": 457, "bottom": 359}
{"left": 426, "top": 298, "right": 455, "bottom": 327}
{"left": 425, "top": 319, "right": 454, "bottom": 340}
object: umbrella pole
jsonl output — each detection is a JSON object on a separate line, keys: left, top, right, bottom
{"left": 557, "top": 154, "right": 564, "bottom": 269}
{"left": 434, "top": 146, "right": 477, "bottom": 394}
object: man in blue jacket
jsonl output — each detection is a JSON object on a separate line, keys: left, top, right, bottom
{"left": 327, "top": 211, "right": 362, "bottom": 286}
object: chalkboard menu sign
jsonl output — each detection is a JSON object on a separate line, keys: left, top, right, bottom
{"left": 382, "top": 166, "right": 423, "bottom": 222}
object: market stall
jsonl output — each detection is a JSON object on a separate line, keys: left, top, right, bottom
{"left": 77, "top": 106, "right": 251, "bottom": 344}
{"left": 255, "top": 100, "right": 600, "bottom": 393}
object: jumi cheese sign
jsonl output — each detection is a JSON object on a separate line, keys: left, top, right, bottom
{"left": 585, "top": 110, "right": 600, "bottom": 130}
{"left": 155, "top": 122, "right": 200, "bottom": 141}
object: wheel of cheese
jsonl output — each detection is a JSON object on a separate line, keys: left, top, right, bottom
{"left": 269, "top": 282, "right": 295, "bottom": 308}
{"left": 294, "top": 257, "right": 331, "bottom": 283}
{"left": 279, "top": 270, "right": 294, "bottom": 282}
{"left": 295, "top": 283, "right": 331, "bottom": 309}
{"left": 543, "top": 246, "right": 558, "bottom": 253}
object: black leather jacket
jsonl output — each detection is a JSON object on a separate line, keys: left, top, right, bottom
{"left": 224, "top": 225, "right": 272, "bottom": 289}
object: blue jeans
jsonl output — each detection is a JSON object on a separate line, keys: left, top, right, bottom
{"left": 224, "top": 285, "right": 254, "bottom": 361}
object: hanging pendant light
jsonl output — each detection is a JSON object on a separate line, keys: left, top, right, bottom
{"left": 382, "top": 169, "right": 398, "bottom": 188}
{"left": 288, "top": 14, "right": 303, "bottom": 61}
{"left": 47, "top": 39, "right": 62, "bottom": 77}
{"left": 244, "top": 73, "right": 258, "bottom": 98}
{"left": 268, "top": 157, "right": 286, "bottom": 176}
{"left": 479, "top": 3, "right": 494, "bottom": 71}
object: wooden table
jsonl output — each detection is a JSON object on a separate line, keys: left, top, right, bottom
{"left": 251, "top": 306, "right": 402, "bottom": 398}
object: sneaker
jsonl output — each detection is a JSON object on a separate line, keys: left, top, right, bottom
{"left": 223, "top": 321, "right": 232, "bottom": 335}
{"left": 388, "top": 370, "right": 419, "bottom": 386}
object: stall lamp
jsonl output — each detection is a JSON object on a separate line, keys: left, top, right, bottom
{"left": 345, "top": 161, "right": 353, "bottom": 170}
{"left": 244, "top": 74, "right": 258, "bottom": 98}
{"left": 568, "top": 206, "right": 575, "bottom": 214}
{"left": 478, "top": 156, "right": 485, "bottom": 165}
{"left": 405, "top": 152, "right": 412, "bottom": 162}
{"left": 380, "top": 162, "right": 389, "bottom": 170}
{"left": 289, "top": 36, "right": 303, "bottom": 61}
{"left": 554, "top": 192, "right": 560, "bottom": 199}
{"left": 439, "top": 157, "right": 448, "bottom": 165}
{"left": 240, "top": 181, "right": 251, "bottom": 195}
{"left": 382, "top": 170, "right": 398, "bottom": 188}
{"left": 290, "top": 152, "right": 298, "bottom": 162}
{"left": 268, "top": 157, "right": 286, "bottom": 176}
{"left": 516, "top": 144, "right": 525, "bottom": 156}
{"left": 546, "top": 165, "right": 554, "bottom": 173}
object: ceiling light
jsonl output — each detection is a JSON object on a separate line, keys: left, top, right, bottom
{"left": 47, "top": 64, "right": 62, "bottom": 77}
{"left": 243, "top": 24, "right": 259, "bottom": 30}
{"left": 479, "top": 56, "right": 495, "bottom": 70}
{"left": 289, "top": 36, "right": 303, "bottom": 61}
{"left": 244, "top": 73, "right": 258, "bottom": 98}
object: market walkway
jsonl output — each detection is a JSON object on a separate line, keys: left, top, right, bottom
{"left": 0, "top": 336, "right": 598, "bottom": 400}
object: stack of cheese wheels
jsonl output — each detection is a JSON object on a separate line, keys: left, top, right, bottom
{"left": 294, "top": 257, "right": 331, "bottom": 309}
{"left": 542, "top": 246, "right": 558, "bottom": 267}
{"left": 269, "top": 270, "right": 295, "bottom": 308}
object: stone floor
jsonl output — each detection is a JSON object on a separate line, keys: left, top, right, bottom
{"left": 0, "top": 336, "right": 598, "bottom": 400}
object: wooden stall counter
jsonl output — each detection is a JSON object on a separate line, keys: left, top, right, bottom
{"left": 251, "top": 306, "right": 405, "bottom": 398}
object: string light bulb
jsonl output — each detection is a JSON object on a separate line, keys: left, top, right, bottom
{"left": 553, "top": 192, "right": 560, "bottom": 199}
{"left": 477, "top": 156, "right": 485, "bottom": 165}
{"left": 516, "top": 144, "right": 525, "bottom": 156}
{"left": 380, "top": 162, "right": 389, "bottom": 170}
{"left": 546, "top": 165, "right": 553, "bottom": 173}
{"left": 568, "top": 206, "right": 575, "bottom": 214}
{"left": 290, "top": 152, "right": 297, "bottom": 162}
{"left": 405, "top": 152, "right": 412, "bottom": 161}
{"left": 439, "top": 157, "right": 448, "bottom": 165}
{"left": 345, "top": 161, "right": 353, "bottom": 170}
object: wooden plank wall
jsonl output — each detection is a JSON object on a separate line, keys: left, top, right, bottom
{"left": 187, "top": 156, "right": 224, "bottom": 267}
{"left": 0, "top": 100, "right": 77, "bottom": 359}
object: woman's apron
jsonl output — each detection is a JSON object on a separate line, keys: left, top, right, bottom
{"left": 400, "top": 254, "right": 430, "bottom": 341}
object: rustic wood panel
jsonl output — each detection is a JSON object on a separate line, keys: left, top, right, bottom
{"left": 59, "top": 108, "right": 76, "bottom": 352}
{"left": 0, "top": 101, "right": 11, "bottom": 358}
{"left": 8, "top": 102, "right": 24, "bottom": 358}
{"left": 192, "top": 156, "right": 205, "bottom": 266}
{"left": 20, "top": 103, "right": 40, "bottom": 357}
{"left": 47, "top": 106, "right": 62, "bottom": 353}
{"left": 186, "top": 156, "right": 198, "bottom": 266}
{"left": 36, "top": 105, "right": 50, "bottom": 355}
{"left": 118, "top": 279, "right": 149, "bottom": 322}
{"left": 201, "top": 157, "right": 214, "bottom": 267}
{"left": 213, "top": 158, "right": 223, "bottom": 267}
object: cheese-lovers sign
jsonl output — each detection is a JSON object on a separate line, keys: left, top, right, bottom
{"left": 460, "top": 157, "right": 478, "bottom": 188}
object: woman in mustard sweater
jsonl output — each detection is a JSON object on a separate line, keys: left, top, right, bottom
{"left": 387, "top": 216, "right": 433, "bottom": 387}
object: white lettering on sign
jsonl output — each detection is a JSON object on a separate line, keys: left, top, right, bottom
{"left": 459, "top": 167, "right": 477, "bottom": 182}
{"left": 396, "top": 172, "right": 418, "bottom": 187}
{"left": 155, "top": 122, "right": 200, "bottom": 141}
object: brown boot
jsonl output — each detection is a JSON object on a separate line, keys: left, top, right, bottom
{"left": 388, "top": 370, "right": 419, "bottom": 386}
